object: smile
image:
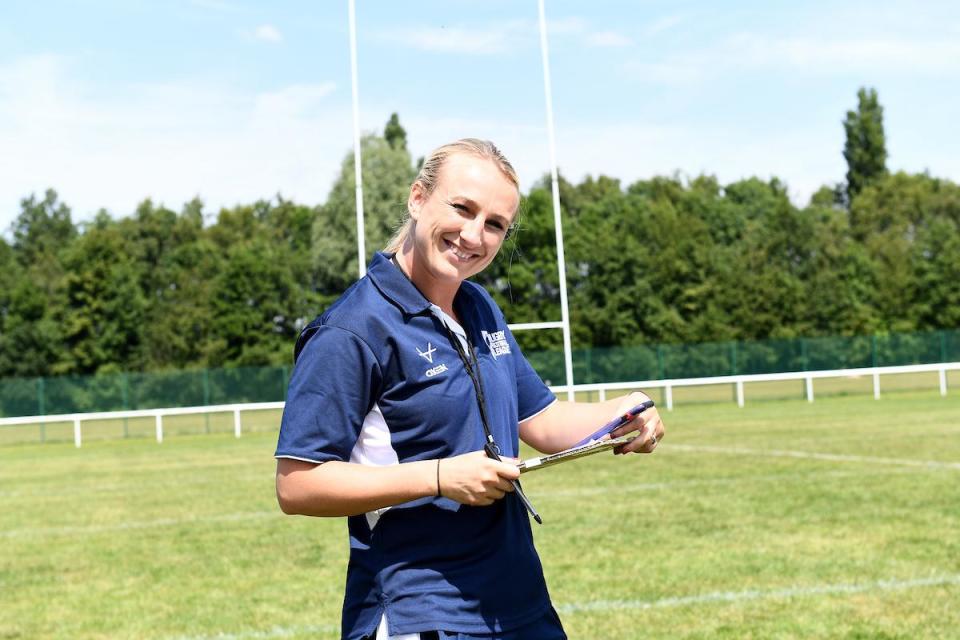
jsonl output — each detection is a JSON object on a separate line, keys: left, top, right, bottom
{"left": 445, "top": 240, "right": 480, "bottom": 262}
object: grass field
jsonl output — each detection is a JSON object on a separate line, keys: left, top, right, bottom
{"left": 2, "top": 391, "right": 959, "bottom": 639}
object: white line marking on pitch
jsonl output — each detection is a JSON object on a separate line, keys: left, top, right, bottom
{"left": 538, "top": 466, "right": 920, "bottom": 498}
{"left": 669, "top": 444, "right": 960, "bottom": 470}
{"left": 556, "top": 573, "right": 960, "bottom": 614}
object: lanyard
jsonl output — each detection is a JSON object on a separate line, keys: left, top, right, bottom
{"left": 440, "top": 323, "right": 501, "bottom": 458}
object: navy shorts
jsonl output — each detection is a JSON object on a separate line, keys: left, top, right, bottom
{"left": 370, "top": 606, "right": 567, "bottom": 640}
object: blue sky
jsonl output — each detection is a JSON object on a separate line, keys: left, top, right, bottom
{"left": 2, "top": 0, "right": 959, "bottom": 234}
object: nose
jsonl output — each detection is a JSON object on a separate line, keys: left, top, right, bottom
{"left": 460, "top": 216, "right": 484, "bottom": 247}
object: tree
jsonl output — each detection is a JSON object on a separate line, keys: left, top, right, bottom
{"left": 384, "top": 112, "right": 408, "bottom": 151}
{"left": 11, "top": 189, "right": 76, "bottom": 267}
{"left": 60, "top": 222, "right": 148, "bottom": 374}
{"left": 843, "top": 87, "right": 888, "bottom": 202}
{"left": 206, "top": 238, "right": 300, "bottom": 366}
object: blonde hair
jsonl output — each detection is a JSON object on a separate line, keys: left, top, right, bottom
{"left": 385, "top": 138, "right": 520, "bottom": 254}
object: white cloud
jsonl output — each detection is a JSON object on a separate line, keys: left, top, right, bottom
{"left": 0, "top": 54, "right": 350, "bottom": 232}
{"left": 382, "top": 18, "right": 634, "bottom": 55}
{"left": 585, "top": 30, "right": 633, "bottom": 48}
{"left": 190, "top": 0, "right": 240, "bottom": 11}
{"left": 546, "top": 17, "right": 588, "bottom": 35}
{"left": 629, "top": 33, "right": 960, "bottom": 81}
{"left": 253, "top": 24, "right": 283, "bottom": 43}
{"left": 550, "top": 122, "right": 844, "bottom": 207}
{"left": 383, "top": 22, "right": 529, "bottom": 55}
{"left": 748, "top": 35, "right": 960, "bottom": 74}
{"left": 547, "top": 16, "right": 634, "bottom": 48}
{"left": 642, "top": 14, "right": 687, "bottom": 37}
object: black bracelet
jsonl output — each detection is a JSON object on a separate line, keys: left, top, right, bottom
{"left": 436, "top": 459, "right": 442, "bottom": 497}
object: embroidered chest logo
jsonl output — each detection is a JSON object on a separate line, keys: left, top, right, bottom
{"left": 417, "top": 342, "right": 448, "bottom": 378}
{"left": 416, "top": 342, "right": 437, "bottom": 363}
{"left": 481, "top": 330, "right": 511, "bottom": 359}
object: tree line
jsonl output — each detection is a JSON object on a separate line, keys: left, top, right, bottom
{"left": 1, "top": 88, "right": 958, "bottom": 379}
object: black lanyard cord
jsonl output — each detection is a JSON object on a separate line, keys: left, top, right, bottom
{"left": 441, "top": 323, "right": 499, "bottom": 456}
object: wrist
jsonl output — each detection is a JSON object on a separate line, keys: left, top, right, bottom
{"left": 435, "top": 458, "right": 443, "bottom": 498}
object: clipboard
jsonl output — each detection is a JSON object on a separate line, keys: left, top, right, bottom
{"left": 517, "top": 433, "right": 639, "bottom": 474}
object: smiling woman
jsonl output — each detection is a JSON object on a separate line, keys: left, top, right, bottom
{"left": 274, "top": 138, "right": 664, "bottom": 640}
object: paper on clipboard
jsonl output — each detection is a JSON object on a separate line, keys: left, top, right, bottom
{"left": 517, "top": 433, "right": 639, "bottom": 474}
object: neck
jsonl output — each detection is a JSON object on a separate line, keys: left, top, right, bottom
{"left": 394, "top": 247, "right": 459, "bottom": 318}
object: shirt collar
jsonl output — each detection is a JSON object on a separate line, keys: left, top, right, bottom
{"left": 367, "top": 252, "right": 433, "bottom": 315}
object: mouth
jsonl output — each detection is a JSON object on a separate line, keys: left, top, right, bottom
{"left": 444, "top": 239, "right": 481, "bottom": 263}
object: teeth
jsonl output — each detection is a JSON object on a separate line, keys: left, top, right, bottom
{"left": 448, "top": 242, "right": 475, "bottom": 261}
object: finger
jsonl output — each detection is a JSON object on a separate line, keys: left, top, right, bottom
{"left": 617, "top": 424, "right": 659, "bottom": 454}
{"left": 494, "top": 461, "right": 520, "bottom": 480}
{"left": 611, "top": 415, "right": 646, "bottom": 439}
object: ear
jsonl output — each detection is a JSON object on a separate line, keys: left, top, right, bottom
{"left": 408, "top": 182, "right": 426, "bottom": 221}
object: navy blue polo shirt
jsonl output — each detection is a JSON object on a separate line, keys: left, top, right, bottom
{"left": 276, "top": 252, "right": 557, "bottom": 639}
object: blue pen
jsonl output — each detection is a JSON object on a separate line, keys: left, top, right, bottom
{"left": 572, "top": 400, "right": 655, "bottom": 448}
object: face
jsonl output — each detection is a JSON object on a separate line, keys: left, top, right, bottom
{"left": 407, "top": 153, "right": 519, "bottom": 289}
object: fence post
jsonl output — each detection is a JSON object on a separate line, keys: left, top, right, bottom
{"left": 234, "top": 408, "right": 242, "bottom": 438}
{"left": 873, "top": 371, "right": 881, "bottom": 399}
{"left": 598, "top": 388, "right": 606, "bottom": 402}
{"left": 121, "top": 373, "right": 129, "bottom": 438}
{"left": 37, "top": 377, "right": 46, "bottom": 443}
{"left": 805, "top": 376, "right": 814, "bottom": 403}
{"left": 940, "top": 368, "right": 947, "bottom": 396}
{"left": 155, "top": 413, "right": 163, "bottom": 443}
{"left": 203, "top": 369, "right": 211, "bottom": 434}
{"left": 736, "top": 379, "right": 744, "bottom": 408}
{"left": 73, "top": 417, "right": 82, "bottom": 448}
{"left": 665, "top": 384, "right": 673, "bottom": 411}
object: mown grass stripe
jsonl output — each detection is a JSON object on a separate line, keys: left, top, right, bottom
{"left": 166, "top": 623, "right": 338, "bottom": 640}
{"left": 557, "top": 574, "right": 960, "bottom": 613}
{"left": 0, "top": 510, "right": 280, "bottom": 538}
{"left": 670, "top": 444, "right": 960, "bottom": 470}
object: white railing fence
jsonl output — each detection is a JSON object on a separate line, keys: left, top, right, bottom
{"left": 1, "top": 363, "right": 956, "bottom": 448}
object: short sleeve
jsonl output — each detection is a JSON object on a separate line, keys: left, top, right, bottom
{"left": 504, "top": 325, "right": 556, "bottom": 422}
{"left": 275, "top": 325, "right": 383, "bottom": 463}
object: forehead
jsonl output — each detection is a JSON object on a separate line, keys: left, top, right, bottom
{"left": 435, "top": 153, "right": 519, "bottom": 218}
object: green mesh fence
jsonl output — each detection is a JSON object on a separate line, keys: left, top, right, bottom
{"left": 1, "top": 366, "right": 290, "bottom": 418}
{"left": 1, "top": 329, "right": 958, "bottom": 418}
{"left": 525, "top": 329, "right": 960, "bottom": 386}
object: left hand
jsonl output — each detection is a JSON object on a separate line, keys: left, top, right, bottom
{"left": 609, "top": 391, "right": 664, "bottom": 454}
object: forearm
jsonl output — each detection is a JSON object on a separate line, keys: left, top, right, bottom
{"left": 520, "top": 398, "right": 628, "bottom": 454}
{"left": 276, "top": 458, "right": 436, "bottom": 517}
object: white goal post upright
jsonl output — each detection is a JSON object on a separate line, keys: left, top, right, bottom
{"left": 536, "top": 0, "right": 576, "bottom": 400}
{"left": 348, "top": 0, "right": 366, "bottom": 279}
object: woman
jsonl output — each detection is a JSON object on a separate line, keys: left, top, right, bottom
{"left": 275, "top": 139, "right": 664, "bottom": 640}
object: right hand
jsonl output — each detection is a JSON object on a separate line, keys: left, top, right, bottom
{"left": 437, "top": 450, "right": 519, "bottom": 506}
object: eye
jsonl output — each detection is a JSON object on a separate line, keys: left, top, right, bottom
{"left": 485, "top": 219, "right": 506, "bottom": 232}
